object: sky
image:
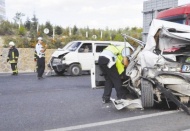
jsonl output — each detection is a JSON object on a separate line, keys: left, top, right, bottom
{"left": 5, "top": 0, "right": 190, "bottom": 29}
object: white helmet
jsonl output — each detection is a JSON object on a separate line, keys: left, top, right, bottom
{"left": 9, "top": 41, "right": 15, "bottom": 46}
{"left": 37, "top": 37, "right": 43, "bottom": 41}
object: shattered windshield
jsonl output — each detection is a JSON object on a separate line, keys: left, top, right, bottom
{"left": 65, "top": 41, "right": 81, "bottom": 51}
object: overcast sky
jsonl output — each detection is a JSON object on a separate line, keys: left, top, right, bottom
{"left": 5, "top": 0, "right": 190, "bottom": 29}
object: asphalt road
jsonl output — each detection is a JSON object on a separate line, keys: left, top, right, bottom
{"left": 0, "top": 73, "right": 190, "bottom": 131}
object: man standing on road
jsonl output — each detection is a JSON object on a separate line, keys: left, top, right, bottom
{"left": 7, "top": 41, "right": 19, "bottom": 75}
{"left": 35, "top": 37, "right": 46, "bottom": 79}
{"left": 98, "top": 44, "right": 132, "bottom": 103}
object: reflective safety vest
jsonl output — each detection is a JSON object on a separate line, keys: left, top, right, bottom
{"left": 7, "top": 47, "right": 19, "bottom": 63}
{"left": 105, "top": 45, "right": 125, "bottom": 74}
{"left": 34, "top": 50, "right": 37, "bottom": 60}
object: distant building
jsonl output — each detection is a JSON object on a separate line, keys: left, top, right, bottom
{"left": 142, "top": 0, "right": 178, "bottom": 42}
{"left": 0, "top": 0, "right": 5, "bottom": 21}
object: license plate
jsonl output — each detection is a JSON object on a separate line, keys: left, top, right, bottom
{"left": 182, "top": 65, "right": 190, "bottom": 72}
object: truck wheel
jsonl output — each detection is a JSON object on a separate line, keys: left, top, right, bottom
{"left": 54, "top": 70, "right": 65, "bottom": 76}
{"left": 141, "top": 79, "right": 154, "bottom": 108}
{"left": 68, "top": 64, "right": 81, "bottom": 76}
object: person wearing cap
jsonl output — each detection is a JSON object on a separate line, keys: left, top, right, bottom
{"left": 98, "top": 44, "right": 132, "bottom": 103}
{"left": 35, "top": 37, "right": 46, "bottom": 79}
{"left": 7, "top": 41, "right": 19, "bottom": 75}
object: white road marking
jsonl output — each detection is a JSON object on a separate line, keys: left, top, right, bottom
{"left": 45, "top": 110, "right": 179, "bottom": 131}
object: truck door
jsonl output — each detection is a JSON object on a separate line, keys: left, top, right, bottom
{"left": 78, "top": 43, "right": 93, "bottom": 70}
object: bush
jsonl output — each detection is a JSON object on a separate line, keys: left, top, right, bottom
{"left": 0, "top": 21, "right": 14, "bottom": 35}
{"left": 18, "top": 26, "right": 26, "bottom": 36}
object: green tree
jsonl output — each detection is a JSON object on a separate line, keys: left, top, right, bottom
{"left": 55, "top": 26, "right": 63, "bottom": 35}
{"left": 31, "top": 14, "right": 38, "bottom": 32}
{"left": 113, "top": 34, "right": 123, "bottom": 41}
{"left": 18, "top": 26, "right": 26, "bottom": 36}
{"left": 0, "top": 20, "right": 14, "bottom": 35}
{"left": 13, "top": 12, "right": 25, "bottom": 28}
{"left": 72, "top": 25, "right": 78, "bottom": 35}
{"left": 27, "top": 14, "right": 39, "bottom": 39}
{"left": 63, "top": 27, "right": 70, "bottom": 36}
{"left": 24, "top": 17, "right": 31, "bottom": 30}
{"left": 0, "top": 16, "right": 144, "bottom": 49}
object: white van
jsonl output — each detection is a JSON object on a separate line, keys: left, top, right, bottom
{"left": 49, "top": 40, "right": 131, "bottom": 76}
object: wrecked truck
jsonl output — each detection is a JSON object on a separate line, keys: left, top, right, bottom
{"left": 91, "top": 19, "right": 190, "bottom": 114}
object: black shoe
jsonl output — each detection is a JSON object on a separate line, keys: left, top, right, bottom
{"left": 102, "top": 98, "right": 111, "bottom": 104}
{"left": 38, "top": 77, "right": 44, "bottom": 80}
{"left": 38, "top": 77, "right": 42, "bottom": 80}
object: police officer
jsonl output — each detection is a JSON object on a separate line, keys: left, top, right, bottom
{"left": 7, "top": 41, "right": 19, "bottom": 75}
{"left": 35, "top": 37, "right": 46, "bottom": 79}
{"left": 98, "top": 44, "right": 132, "bottom": 103}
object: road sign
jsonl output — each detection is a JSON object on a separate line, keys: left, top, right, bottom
{"left": 44, "top": 28, "right": 49, "bottom": 34}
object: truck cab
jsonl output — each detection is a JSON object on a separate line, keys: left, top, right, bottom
{"left": 156, "top": 4, "right": 190, "bottom": 25}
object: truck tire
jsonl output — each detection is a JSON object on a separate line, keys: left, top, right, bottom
{"left": 68, "top": 64, "right": 81, "bottom": 76}
{"left": 141, "top": 79, "right": 154, "bottom": 108}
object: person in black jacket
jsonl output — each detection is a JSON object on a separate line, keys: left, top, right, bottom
{"left": 7, "top": 41, "right": 19, "bottom": 75}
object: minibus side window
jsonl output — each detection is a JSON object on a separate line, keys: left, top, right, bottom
{"left": 78, "top": 43, "right": 92, "bottom": 53}
{"left": 96, "top": 46, "right": 107, "bottom": 52}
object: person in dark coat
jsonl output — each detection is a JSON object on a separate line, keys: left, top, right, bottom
{"left": 7, "top": 41, "right": 19, "bottom": 75}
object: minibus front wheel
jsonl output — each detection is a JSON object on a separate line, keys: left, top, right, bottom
{"left": 68, "top": 64, "right": 82, "bottom": 76}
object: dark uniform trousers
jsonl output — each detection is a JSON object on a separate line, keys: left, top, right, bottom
{"left": 11, "top": 63, "right": 18, "bottom": 74}
{"left": 37, "top": 57, "right": 45, "bottom": 77}
{"left": 98, "top": 56, "right": 125, "bottom": 100}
